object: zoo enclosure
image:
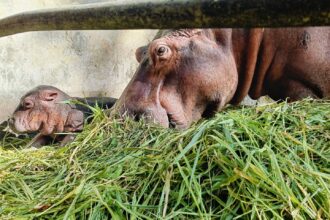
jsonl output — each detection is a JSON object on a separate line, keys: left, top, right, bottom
{"left": 0, "top": 0, "right": 329, "bottom": 37}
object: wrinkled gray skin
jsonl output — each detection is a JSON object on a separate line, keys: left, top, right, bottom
{"left": 9, "top": 85, "right": 84, "bottom": 147}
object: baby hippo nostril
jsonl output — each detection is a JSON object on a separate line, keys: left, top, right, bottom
{"left": 8, "top": 118, "right": 14, "bottom": 125}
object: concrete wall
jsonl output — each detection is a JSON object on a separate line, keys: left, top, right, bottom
{"left": 0, "top": 0, "right": 157, "bottom": 121}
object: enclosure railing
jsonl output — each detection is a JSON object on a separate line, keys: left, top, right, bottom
{"left": 0, "top": 0, "right": 329, "bottom": 38}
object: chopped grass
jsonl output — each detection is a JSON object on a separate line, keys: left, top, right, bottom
{"left": 0, "top": 99, "right": 329, "bottom": 219}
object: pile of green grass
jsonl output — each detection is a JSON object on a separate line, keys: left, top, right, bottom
{"left": 0, "top": 99, "right": 329, "bottom": 219}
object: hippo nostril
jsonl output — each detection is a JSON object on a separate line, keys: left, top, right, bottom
{"left": 167, "top": 113, "right": 176, "bottom": 129}
{"left": 169, "top": 121, "right": 176, "bottom": 129}
{"left": 8, "top": 118, "right": 15, "bottom": 125}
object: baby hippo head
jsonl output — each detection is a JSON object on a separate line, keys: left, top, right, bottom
{"left": 9, "top": 85, "right": 84, "bottom": 135}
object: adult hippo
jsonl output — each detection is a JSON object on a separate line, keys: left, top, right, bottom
{"left": 116, "top": 28, "right": 329, "bottom": 128}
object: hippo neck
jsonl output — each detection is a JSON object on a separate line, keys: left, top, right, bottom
{"left": 229, "top": 28, "right": 266, "bottom": 104}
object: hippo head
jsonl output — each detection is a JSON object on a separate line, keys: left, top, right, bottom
{"left": 9, "top": 85, "right": 84, "bottom": 135}
{"left": 117, "top": 29, "right": 238, "bottom": 128}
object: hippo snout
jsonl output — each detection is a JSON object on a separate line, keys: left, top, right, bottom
{"left": 8, "top": 116, "right": 27, "bottom": 133}
{"left": 119, "top": 103, "right": 170, "bottom": 128}
{"left": 8, "top": 117, "right": 14, "bottom": 126}
{"left": 7, "top": 117, "right": 17, "bottom": 132}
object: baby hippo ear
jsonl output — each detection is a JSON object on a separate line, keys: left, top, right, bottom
{"left": 66, "top": 109, "right": 84, "bottom": 132}
{"left": 40, "top": 90, "right": 59, "bottom": 101}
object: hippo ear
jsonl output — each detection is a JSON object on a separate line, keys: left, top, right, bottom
{"left": 41, "top": 90, "right": 58, "bottom": 101}
{"left": 66, "top": 109, "right": 84, "bottom": 131}
{"left": 135, "top": 46, "right": 148, "bottom": 63}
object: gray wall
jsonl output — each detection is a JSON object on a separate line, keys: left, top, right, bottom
{"left": 0, "top": 0, "right": 157, "bottom": 121}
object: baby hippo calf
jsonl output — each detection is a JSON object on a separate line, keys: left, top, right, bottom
{"left": 8, "top": 85, "right": 116, "bottom": 147}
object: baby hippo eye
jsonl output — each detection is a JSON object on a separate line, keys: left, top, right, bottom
{"left": 157, "top": 46, "right": 168, "bottom": 56}
{"left": 23, "top": 100, "right": 34, "bottom": 109}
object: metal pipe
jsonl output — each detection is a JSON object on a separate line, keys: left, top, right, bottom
{"left": 0, "top": 0, "right": 329, "bottom": 37}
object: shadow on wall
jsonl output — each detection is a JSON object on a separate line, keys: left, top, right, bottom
{"left": 0, "top": 0, "right": 157, "bottom": 121}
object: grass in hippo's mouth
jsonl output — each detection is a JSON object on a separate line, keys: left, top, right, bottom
{"left": 0, "top": 99, "right": 329, "bottom": 219}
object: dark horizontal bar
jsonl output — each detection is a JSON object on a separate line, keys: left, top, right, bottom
{"left": 0, "top": 0, "right": 329, "bottom": 37}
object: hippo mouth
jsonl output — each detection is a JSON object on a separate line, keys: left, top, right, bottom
{"left": 162, "top": 101, "right": 188, "bottom": 129}
{"left": 37, "top": 122, "right": 44, "bottom": 133}
{"left": 166, "top": 112, "right": 187, "bottom": 129}
{"left": 165, "top": 100, "right": 221, "bottom": 129}
{"left": 25, "top": 117, "right": 44, "bottom": 133}
{"left": 201, "top": 100, "right": 221, "bottom": 118}
{"left": 8, "top": 118, "right": 41, "bottom": 134}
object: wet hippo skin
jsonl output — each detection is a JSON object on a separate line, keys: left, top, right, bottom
{"left": 8, "top": 85, "right": 116, "bottom": 147}
{"left": 116, "top": 28, "right": 329, "bottom": 128}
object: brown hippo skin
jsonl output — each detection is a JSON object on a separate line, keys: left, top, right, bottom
{"left": 116, "top": 28, "right": 329, "bottom": 128}
{"left": 8, "top": 85, "right": 116, "bottom": 147}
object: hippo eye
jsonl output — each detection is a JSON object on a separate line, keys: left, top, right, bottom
{"left": 23, "top": 100, "right": 34, "bottom": 109}
{"left": 157, "top": 46, "right": 168, "bottom": 56}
